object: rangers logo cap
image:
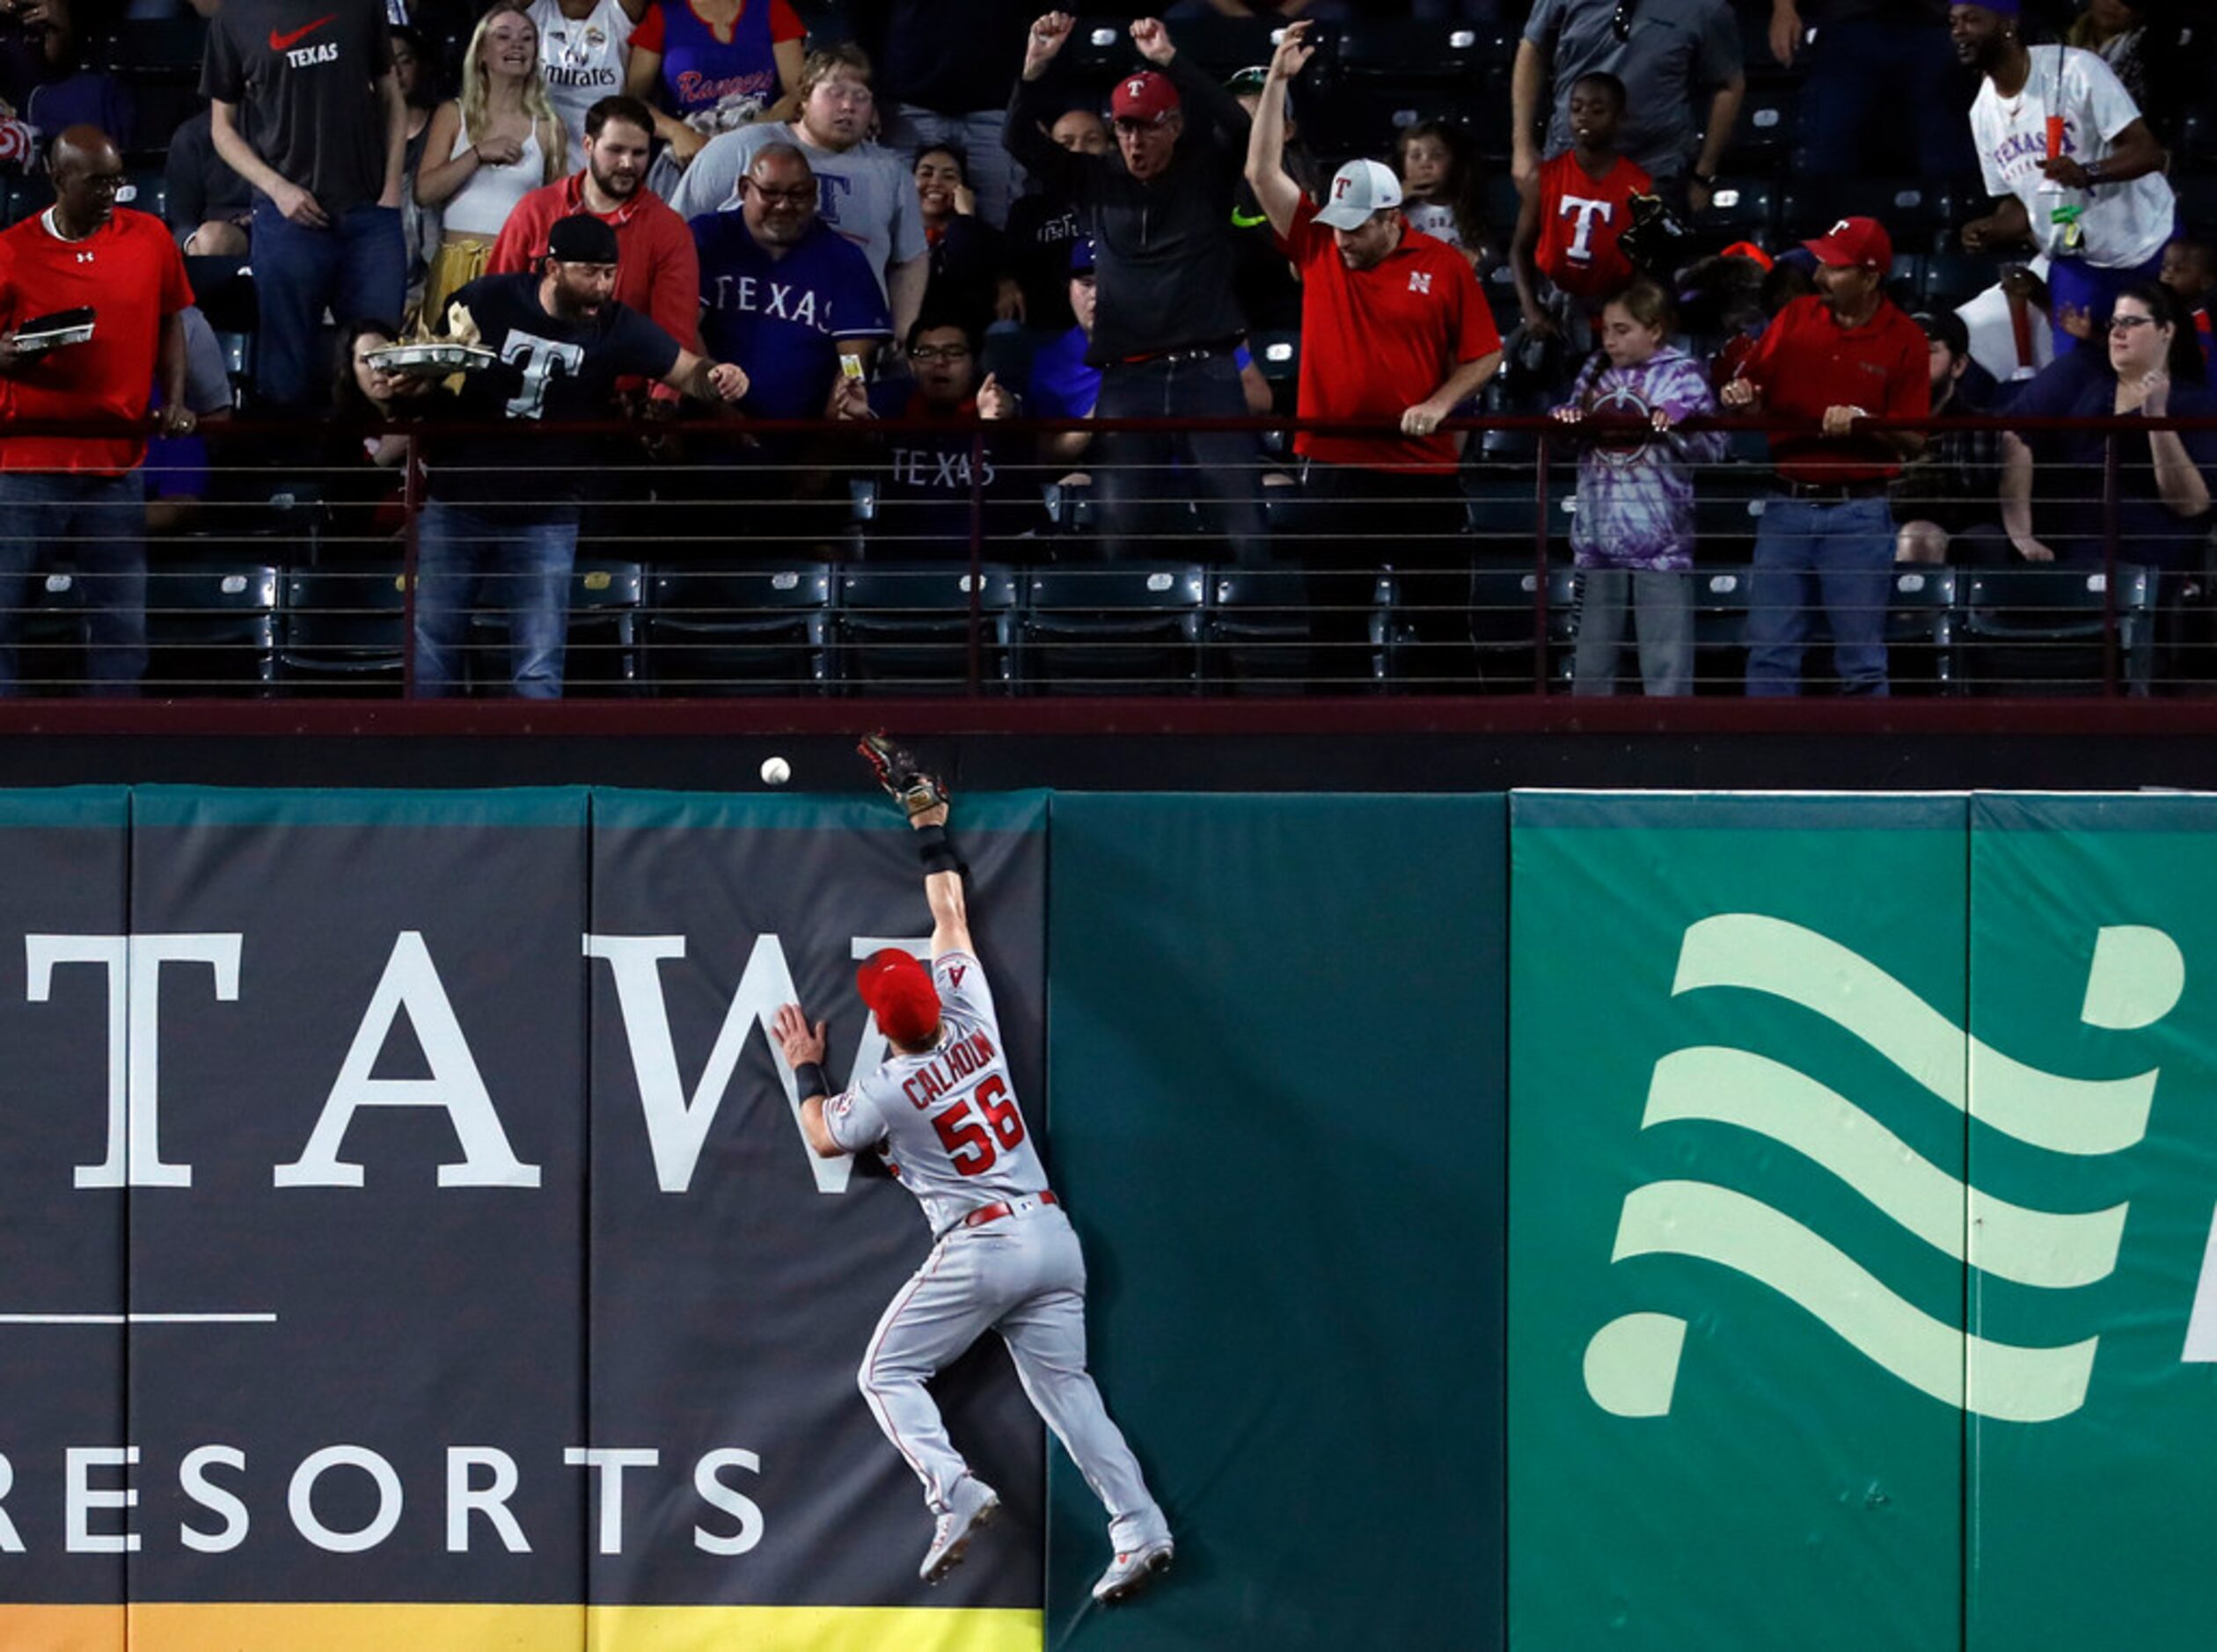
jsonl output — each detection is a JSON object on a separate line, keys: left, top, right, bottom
{"left": 857, "top": 948, "right": 942, "bottom": 1045}
{"left": 1802, "top": 216, "right": 1892, "bottom": 274}
{"left": 1315, "top": 159, "right": 1403, "bottom": 230}
{"left": 1109, "top": 71, "right": 1180, "bottom": 125}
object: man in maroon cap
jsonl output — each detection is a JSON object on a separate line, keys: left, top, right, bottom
{"left": 1722, "top": 215, "right": 1928, "bottom": 694}
{"left": 1004, "top": 12, "right": 1265, "bottom": 565}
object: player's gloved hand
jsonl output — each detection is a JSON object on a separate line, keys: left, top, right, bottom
{"left": 860, "top": 731, "right": 950, "bottom": 821}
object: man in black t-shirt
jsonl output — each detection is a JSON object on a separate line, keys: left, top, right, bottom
{"left": 202, "top": 0, "right": 409, "bottom": 410}
{"left": 415, "top": 215, "right": 748, "bottom": 699}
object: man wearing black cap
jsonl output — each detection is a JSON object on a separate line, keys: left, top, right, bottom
{"left": 1893, "top": 308, "right": 2007, "bottom": 567}
{"left": 416, "top": 213, "right": 748, "bottom": 698}
{"left": 1006, "top": 12, "right": 1265, "bottom": 564}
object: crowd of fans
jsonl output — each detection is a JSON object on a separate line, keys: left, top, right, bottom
{"left": 0, "top": 0, "right": 2211, "bottom": 697}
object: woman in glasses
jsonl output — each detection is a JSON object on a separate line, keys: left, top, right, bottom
{"left": 2000, "top": 282, "right": 2215, "bottom": 570}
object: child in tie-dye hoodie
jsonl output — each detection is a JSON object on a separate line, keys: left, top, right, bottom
{"left": 1553, "top": 280, "right": 1725, "bottom": 695}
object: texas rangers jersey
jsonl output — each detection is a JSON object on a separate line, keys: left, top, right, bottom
{"left": 824, "top": 949, "right": 1047, "bottom": 1235}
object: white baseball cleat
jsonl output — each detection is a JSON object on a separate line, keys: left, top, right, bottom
{"left": 1092, "top": 1536, "right": 1174, "bottom": 1605}
{"left": 919, "top": 1475, "right": 1000, "bottom": 1584}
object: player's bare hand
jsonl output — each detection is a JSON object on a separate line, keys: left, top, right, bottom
{"left": 1768, "top": 0, "right": 1801, "bottom": 66}
{"left": 1269, "top": 19, "right": 1316, "bottom": 83}
{"left": 772, "top": 1004, "right": 828, "bottom": 1068}
{"left": 977, "top": 371, "right": 1017, "bottom": 420}
{"left": 1720, "top": 375, "right": 1760, "bottom": 411}
{"left": 272, "top": 179, "right": 329, "bottom": 229}
{"left": 1820, "top": 404, "right": 1867, "bottom": 438}
{"left": 1130, "top": 17, "right": 1174, "bottom": 66}
{"left": 1023, "top": 12, "right": 1074, "bottom": 79}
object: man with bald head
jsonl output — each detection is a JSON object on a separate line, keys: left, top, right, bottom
{"left": 0, "top": 126, "right": 194, "bottom": 694}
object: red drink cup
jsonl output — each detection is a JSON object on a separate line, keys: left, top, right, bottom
{"left": 2045, "top": 115, "right": 2066, "bottom": 159}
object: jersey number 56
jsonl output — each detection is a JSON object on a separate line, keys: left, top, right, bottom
{"left": 933, "top": 1075, "right": 1025, "bottom": 1176}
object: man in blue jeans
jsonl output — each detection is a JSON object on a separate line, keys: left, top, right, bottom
{"left": 417, "top": 216, "right": 747, "bottom": 698}
{"left": 1721, "top": 216, "right": 1928, "bottom": 694}
{"left": 202, "top": 0, "right": 410, "bottom": 410}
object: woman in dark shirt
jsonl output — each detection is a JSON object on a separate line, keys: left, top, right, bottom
{"left": 2002, "top": 283, "right": 2215, "bottom": 572}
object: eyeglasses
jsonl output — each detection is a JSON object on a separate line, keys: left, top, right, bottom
{"left": 909, "top": 345, "right": 972, "bottom": 362}
{"left": 1113, "top": 116, "right": 1169, "bottom": 135}
{"left": 747, "top": 183, "right": 816, "bottom": 206}
{"left": 2106, "top": 314, "right": 2155, "bottom": 333}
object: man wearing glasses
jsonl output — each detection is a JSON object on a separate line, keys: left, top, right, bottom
{"left": 838, "top": 316, "right": 1025, "bottom": 558}
{"left": 1004, "top": 13, "right": 1267, "bottom": 567}
{"left": 669, "top": 43, "right": 929, "bottom": 349}
{"left": 1511, "top": 0, "right": 1744, "bottom": 215}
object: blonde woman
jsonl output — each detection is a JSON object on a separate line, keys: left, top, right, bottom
{"left": 416, "top": 4, "right": 568, "bottom": 318}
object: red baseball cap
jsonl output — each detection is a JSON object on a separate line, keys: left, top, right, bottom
{"left": 856, "top": 947, "right": 941, "bottom": 1045}
{"left": 1802, "top": 216, "right": 1892, "bottom": 273}
{"left": 1109, "top": 71, "right": 1180, "bottom": 124}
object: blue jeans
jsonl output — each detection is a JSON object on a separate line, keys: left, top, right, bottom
{"left": 251, "top": 197, "right": 405, "bottom": 408}
{"left": 1093, "top": 352, "right": 1267, "bottom": 567}
{"left": 1745, "top": 493, "right": 1893, "bottom": 696}
{"left": 0, "top": 469, "right": 148, "bottom": 695}
{"left": 413, "top": 501, "right": 577, "bottom": 698}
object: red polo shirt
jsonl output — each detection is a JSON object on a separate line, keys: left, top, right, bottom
{"left": 1738, "top": 293, "right": 1930, "bottom": 484}
{"left": 489, "top": 172, "right": 702, "bottom": 356}
{"left": 1279, "top": 195, "right": 1500, "bottom": 471}
{"left": 0, "top": 206, "right": 190, "bottom": 474}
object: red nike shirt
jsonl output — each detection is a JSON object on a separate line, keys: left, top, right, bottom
{"left": 0, "top": 206, "right": 192, "bottom": 473}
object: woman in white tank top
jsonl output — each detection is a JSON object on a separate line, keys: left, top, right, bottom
{"left": 415, "top": 4, "right": 568, "bottom": 322}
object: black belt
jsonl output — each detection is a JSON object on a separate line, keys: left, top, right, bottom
{"left": 1120, "top": 340, "right": 1237, "bottom": 365}
{"left": 1779, "top": 477, "right": 1891, "bottom": 501}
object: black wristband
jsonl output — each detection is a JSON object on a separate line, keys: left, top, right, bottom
{"left": 794, "top": 1061, "right": 830, "bottom": 1100}
{"left": 916, "top": 823, "right": 962, "bottom": 875}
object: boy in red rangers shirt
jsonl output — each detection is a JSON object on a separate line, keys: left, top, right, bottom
{"left": 1511, "top": 71, "right": 1650, "bottom": 347}
{"left": 1721, "top": 215, "right": 1929, "bottom": 696}
{"left": 0, "top": 125, "right": 194, "bottom": 694}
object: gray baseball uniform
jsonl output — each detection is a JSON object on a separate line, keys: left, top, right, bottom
{"left": 824, "top": 947, "right": 1167, "bottom": 1549}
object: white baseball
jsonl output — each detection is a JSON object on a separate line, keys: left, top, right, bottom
{"left": 760, "top": 757, "right": 792, "bottom": 786}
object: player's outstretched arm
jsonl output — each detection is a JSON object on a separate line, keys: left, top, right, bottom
{"left": 911, "top": 800, "right": 975, "bottom": 959}
{"left": 774, "top": 1003, "right": 845, "bottom": 1159}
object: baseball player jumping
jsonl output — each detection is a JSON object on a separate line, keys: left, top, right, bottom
{"left": 772, "top": 735, "right": 1174, "bottom": 1605}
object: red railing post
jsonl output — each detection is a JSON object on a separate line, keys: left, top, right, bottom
{"left": 401, "top": 427, "right": 422, "bottom": 701}
{"left": 1533, "top": 427, "right": 1552, "bottom": 694}
{"left": 967, "top": 426, "right": 986, "bottom": 698}
{"left": 2102, "top": 428, "right": 2120, "bottom": 697}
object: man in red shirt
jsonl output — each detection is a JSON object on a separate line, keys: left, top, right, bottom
{"left": 1245, "top": 22, "right": 1502, "bottom": 676}
{"left": 0, "top": 126, "right": 194, "bottom": 695}
{"left": 1722, "top": 215, "right": 1929, "bottom": 695}
{"left": 488, "top": 95, "right": 701, "bottom": 376}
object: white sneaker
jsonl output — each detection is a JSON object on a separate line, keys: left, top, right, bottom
{"left": 919, "top": 1475, "right": 1000, "bottom": 1584}
{"left": 1092, "top": 1535, "right": 1174, "bottom": 1605}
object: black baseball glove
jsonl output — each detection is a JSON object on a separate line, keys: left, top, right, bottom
{"left": 858, "top": 731, "right": 949, "bottom": 819}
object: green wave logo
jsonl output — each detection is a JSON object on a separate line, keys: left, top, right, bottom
{"left": 1584, "top": 915, "right": 2184, "bottom": 1424}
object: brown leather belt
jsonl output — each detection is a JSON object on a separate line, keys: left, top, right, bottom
{"left": 962, "top": 1190, "right": 1058, "bottom": 1229}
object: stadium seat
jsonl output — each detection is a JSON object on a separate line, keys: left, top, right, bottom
{"left": 1205, "top": 565, "right": 1324, "bottom": 693}
{"left": 1954, "top": 565, "right": 2156, "bottom": 696}
{"left": 1692, "top": 177, "right": 1778, "bottom": 238}
{"left": 1330, "top": 18, "right": 1510, "bottom": 80}
{"left": 468, "top": 559, "right": 643, "bottom": 696}
{"left": 1781, "top": 177, "right": 1952, "bottom": 241}
{"left": 214, "top": 331, "right": 256, "bottom": 406}
{"left": 835, "top": 564, "right": 1016, "bottom": 695}
{"left": 1465, "top": 473, "right": 1551, "bottom": 556}
{"left": 11, "top": 573, "right": 88, "bottom": 693}
{"left": 2173, "top": 175, "right": 2217, "bottom": 237}
{"left": 2178, "top": 103, "right": 2217, "bottom": 164}
{"left": 1692, "top": 474, "right": 1770, "bottom": 564}
{"left": 1016, "top": 563, "right": 1206, "bottom": 695}
{"left": 3, "top": 172, "right": 54, "bottom": 228}
{"left": 277, "top": 562, "right": 409, "bottom": 692}
{"left": 1450, "top": 562, "right": 1574, "bottom": 692}
{"left": 1689, "top": 565, "right": 1752, "bottom": 693}
{"left": 1885, "top": 567, "right": 1957, "bottom": 695}
{"left": 1723, "top": 91, "right": 1797, "bottom": 170}
{"left": 117, "top": 167, "right": 165, "bottom": 220}
{"left": 99, "top": 18, "right": 208, "bottom": 78}
{"left": 644, "top": 563, "right": 833, "bottom": 696}
{"left": 1921, "top": 250, "right": 1997, "bottom": 311}
{"left": 1252, "top": 329, "right": 1299, "bottom": 385}
{"left": 144, "top": 562, "right": 281, "bottom": 696}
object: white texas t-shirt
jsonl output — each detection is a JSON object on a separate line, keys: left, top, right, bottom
{"left": 1969, "top": 43, "right": 2174, "bottom": 271}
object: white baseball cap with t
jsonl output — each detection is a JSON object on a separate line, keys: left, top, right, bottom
{"left": 1315, "top": 159, "right": 1403, "bottom": 230}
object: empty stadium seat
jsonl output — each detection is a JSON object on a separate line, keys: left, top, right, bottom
{"left": 144, "top": 563, "right": 281, "bottom": 696}
{"left": 1692, "top": 475, "right": 1770, "bottom": 564}
{"left": 1954, "top": 565, "right": 2156, "bottom": 696}
{"left": 116, "top": 168, "right": 165, "bottom": 220}
{"left": 835, "top": 564, "right": 1016, "bottom": 695}
{"left": 1692, "top": 178, "right": 1779, "bottom": 238}
{"left": 469, "top": 559, "right": 643, "bottom": 696}
{"left": 1205, "top": 565, "right": 1321, "bottom": 693}
{"left": 1017, "top": 564, "right": 1206, "bottom": 695}
{"left": 1723, "top": 91, "right": 1798, "bottom": 169}
{"left": 278, "top": 562, "right": 408, "bottom": 692}
{"left": 644, "top": 564, "right": 833, "bottom": 696}
{"left": 1885, "top": 567, "right": 1957, "bottom": 695}
{"left": 1689, "top": 565, "right": 1752, "bottom": 693}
